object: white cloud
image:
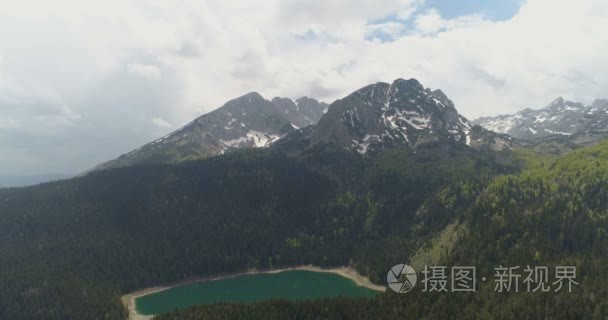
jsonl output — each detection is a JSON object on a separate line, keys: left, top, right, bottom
{"left": 0, "top": 71, "right": 80, "bottom": 125}
{"left": 414, "top": 8, "right": 486, "bottom": 35}
{"left": 151, "top": 117, "right": 172, "bottom": 129}
{"left": 397, "top": 0, "right": 425, "bottom": 20}
{"left": 127, "top": 63, "right": 162, "bottom": 81}
{"left": 366, "top": 22, "right": 406, "bottom": 39}
{"left": 0, "top": 0, "right": 608, "bottom": 174}
{"left": 0, "top": 118, "right": 20, "bottom": 129}
{"left": 415, "top": 9, "right": 445, "bottom": 34}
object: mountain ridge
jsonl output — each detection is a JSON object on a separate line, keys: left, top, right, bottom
{"left": 96, "top": 77, "right": 527, "bottom": 172}
{"left": 278, "top": 78, "right": 514, "bottom": 155}
{"left": 95, "top": 93, "right": 327, "bottom": 170}
{"left": 3, "top": 79, "right": 608, "bottom": 319}
{"left": 474, "top": 96, "right": 608, "bottom": 140}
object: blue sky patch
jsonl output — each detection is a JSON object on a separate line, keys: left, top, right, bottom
{"left": 424, "top": 0, "right": 522, "bottom": 21}
{"left": 365, "top": 0, "right": 523, "bottom": 42}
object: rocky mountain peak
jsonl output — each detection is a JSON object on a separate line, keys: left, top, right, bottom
{"left": 271, "top": 96, "right": 327, "bottom": 129}
{"left": 548, "top": 96, "right": 565, "bottom": 107}
{"left": 95, "top": 78, "right": 514, "bottom": 171}
{"left": 305, "top": 78, "right": 482, "bottom": 154}
{"left": 474, "top": 96, "right": 608, "bottom": 140}
{"left": 543, "top": 97, "right": 584, "bottom": 112}
{"left": 95, "top": 92, "right": 321, "bottom": 170}
{"left": 591, "top": 99, "right": 608, "bottom": 109}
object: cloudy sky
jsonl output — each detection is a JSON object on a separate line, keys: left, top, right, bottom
{"left": 0, "top": 0, "right": 607, "bottom": 175}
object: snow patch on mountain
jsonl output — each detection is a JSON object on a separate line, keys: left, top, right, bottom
{"left": 474, "top": 97, "right": 608, "bottom": 140}
{"left": 312, "top": 78, "right": 481, "bottom": 155}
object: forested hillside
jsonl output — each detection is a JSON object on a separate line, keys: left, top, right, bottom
{"left": 0, "top": 141, "right": 510, "bottom": 319}
{"left": 1, "top": 139, "right": 608, "bottom": 319}
{"left": 157, "top": 141, "right": 608, "bottom": 319}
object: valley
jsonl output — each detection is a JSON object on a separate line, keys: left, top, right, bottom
{"left": 3, "top": 2, "right": 606, "bottom": 319}
{"left": 124, "top": 266, "right": 383, "bottom": 319}
{"left": 1, "top": 79, "right": 607, "bottom": 319}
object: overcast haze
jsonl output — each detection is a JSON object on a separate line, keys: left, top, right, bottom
{"left": 1, "top": 0, "right": 607, "bottom": 175}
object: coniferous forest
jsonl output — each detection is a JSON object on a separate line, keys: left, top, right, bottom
{"left": 2, "top": 1, "right": 607, "bottom": 319}
{"left": 1, "top": 140, "right": 608, "bottom": 319}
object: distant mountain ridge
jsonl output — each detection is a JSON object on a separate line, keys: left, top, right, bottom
{"left": 277, "top": 78, "right": 514, "bottom": 155}
{"left": 474, "top": 97, "right": 608, "bottom": 140}
{"left": 97, "top": 78, "right": 520, "bottom": 171}
{"left": 95, "top": 93, "right": 327, "bottom": 170}
{"left": 6, "top": 78, "right": 608, "bottom": 320}
{"left": 0, "top": 174, "right": 72, "bottom": 188}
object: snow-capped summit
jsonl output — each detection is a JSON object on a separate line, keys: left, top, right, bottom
{"left": 309, "top": 78, "right": 471, "bottom": 154}
{"left": 95, "top": 92, "right": 326, "bottom": 170}
{"left": 271, "top": 96, "right": 327, "bottom": 129}
{"left": 95, "top": 78, "right": 514, "bottom": 171}
{"left": 286, "top": 78, "right": 511, "bottom": 155}
{"left": 544, "top": 97, "right": 585, "bottom": 112}
{"left": 474, "top": 97, "right": 608, "bottom": 140}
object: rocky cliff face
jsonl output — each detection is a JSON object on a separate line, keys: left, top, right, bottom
{"left": 474, "top": 97, "right": 608, "bottom": 140}
{"left": 95, "top": 92, "right": 310, "bottom": 170}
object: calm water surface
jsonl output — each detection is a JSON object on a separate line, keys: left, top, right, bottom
{"left": 136, "top": 270, "right": 381, "bottom": 315}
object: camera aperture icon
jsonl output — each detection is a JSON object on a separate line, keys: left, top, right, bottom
{"left": 387, "top": 264, "right": 417, "bottom": 293}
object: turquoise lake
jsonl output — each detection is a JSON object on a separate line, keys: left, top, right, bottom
{"left": 136, "top": 270, "right": 381, "bottom": 316}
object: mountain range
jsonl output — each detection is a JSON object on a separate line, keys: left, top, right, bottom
{"left": 97, "top": 78, "right": 514, "bottom": 171}
{"left": 474, "top": 97, "right": 608, "bottom": 140}
{"left": 3, "top": 78, "right": 608, "bottom": 319}
{"left": 99, "top": 78, "right": 608, "bottom": 174}
{"left": 95, "top": 94, "right": 327, "bottom": 170}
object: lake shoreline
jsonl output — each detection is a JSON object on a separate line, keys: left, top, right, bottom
{"left": 121, "top": 265, "right": 385, "bottom": 320}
